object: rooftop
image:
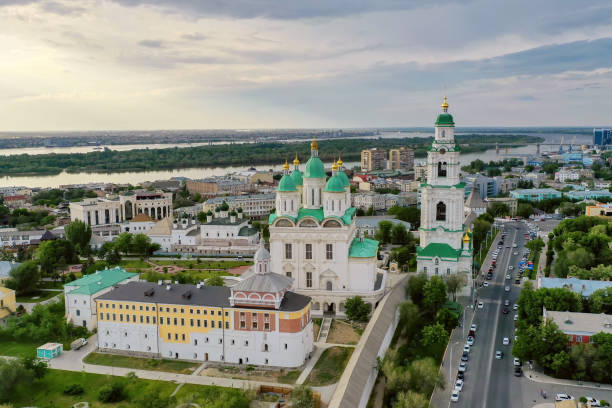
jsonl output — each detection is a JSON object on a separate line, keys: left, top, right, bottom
{"left": 268, "top": 206, "right": 356, "bottom": 226}
{"left": 232, "top": 271, "right": 293, "bottom": 293}
{"left": 97, "top": 281, "right": 310, "bottom": 312}
{"left": 417, "top": 243, "right": 462, "bottom": 260}
{"left": 148, "top": 217, "right": 173, "bottom": 236}
{"left": 65, "top": 267, "right": 137, "bottom": 295}
{"left": 0, "top": 261, "right": 21, "bottom": 279}
{"left": 510, "top": 188, "right": 561, "bottom": 195}
{"left": 545, "top": 310, "right": 612, "bottom": 335}
{"left": 538, "top": 277, "right": 612, "bottom": 297}
{"left": 205, "top": 193, "right": 275, "bottom": 205}
{"left": 348, "top": 237, "right": 379, "bottom": 258}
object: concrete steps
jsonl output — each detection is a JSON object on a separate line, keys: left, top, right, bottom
{"left": 317, "top": 317, "right": 333, "bottom": 343}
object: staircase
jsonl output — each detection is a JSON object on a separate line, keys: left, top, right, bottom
{"left": 317, "top": 317, "right": 333, "bottom": 343}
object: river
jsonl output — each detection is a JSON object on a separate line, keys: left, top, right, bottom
{"left": 0, "top": 132, "right": 591, "bottom": 189}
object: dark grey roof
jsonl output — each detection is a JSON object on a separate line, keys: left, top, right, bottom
{"left": 232, "top": 272, "right": 292, "bottom": 293}
{"left": 97, "top": 281, "right": 310, "bottom": 312}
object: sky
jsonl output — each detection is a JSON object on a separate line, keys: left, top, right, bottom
{"left": 0, "top": 0, "right": 611, "bottom": 130}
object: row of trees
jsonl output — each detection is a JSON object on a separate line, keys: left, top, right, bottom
{"left": 375, "top": 221, "right": 412, "bottom": 245}
{"left": 99, "top": 232, "right": 160, "bottom": 264}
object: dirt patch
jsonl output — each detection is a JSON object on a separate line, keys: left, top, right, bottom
{"left": 327, "top": 320, "right": 362, "bottom": 345}
{"left": 200, "top": 365, "right": 302, "bottom": 384}
{"left": 314, "top": 321, "right": 321, "bottom": 340}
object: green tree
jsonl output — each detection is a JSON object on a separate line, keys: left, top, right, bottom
{"left": 423, "top": 276, "right": 447, "bottom": 316}
{"left": 488, "top": 202, "right": 509, "bottom": 217}
{"left": 398, "top": 301, "right": 422, "bottom": 338}
{"left": 64, "top": 220, "right": 92, "bottom": 256}
{"left": 517, "top": 203, "right": 534, "bottom": 218}
{"left": 589, "top": 287, "right": 612, "bottom": 314}
{"left": 114, "top": 232, "right": 133, "bottom": 255}
{"left": 99, "top": 242, "right": 121, "bottom": 265}
{"left": 345, "top": 296, "right": 372, "bottom": 321}
{"left": 206, "top": 276, "right": 225, "bottom": 286}
{"left": 98, "top": 380, "right": 126, "bottom": 403}
{"left": 21, "top": 356, "right": 48, "bottom": 379}
{"left": 388, "top": 206, "right": 421, "bottom": 229}
{"left": 0, "top": 359, "right": 32, "bottom": 402}
{"left": 444, "top": 274, "right": 466, "bottom": 302}
{"left": 36, "top": 239, "right": 77, "bottom": 275}
{"left": 391, "top": 223, "right": 410, "bottom": 244}
{"left": 134, "top": 383, "right": 175, "bottom": 408}
{"left": 5, "top": 260, "right": 40, "bottom": 295}
{"left": 406, "top": 273, "right": 428, "bottom": 307}
{"left": 391, "top": 246, "right": 415, "bottom": 268}
{"left": 132, "top": 234, "right": 153, "bottom": 258}
{"left": 407, "top": 357, "right": 445, "bottom": 396}
{"left": 393, "top": 391, "right": 429, "bottom": 408}
{"left": 487, "top": 167, "right": 501, "bottom": 177}
{"left": 435, "top": 307, "right": 459, "bottom": 331}
{"left": 376, "top": 221, "right": 393, "bottom": 244}
{"left": 290, "top": 385, "right": 315, "bottom": 408}
{"left": 420, "top": 322, "right": 448, "bottom": 346}
{"left": 526, "top": 237, "right": 545, "bottom": 254}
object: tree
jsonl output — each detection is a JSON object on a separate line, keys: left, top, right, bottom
{"left": 488, "top": 202, "right": 509, "bottom": 217}
{"left": 407, "top": 357, "right": 445, "bottom": 396}
{"left": 134, "top": 383, "right": 175, "bottom": 408}
{"left": 526, "top": 237, "right": 545, "bottom": 254}
{"left": 388, "top": 206, "right": 421, "bottom": 229}
{"left": 398, "top": 301, "right": 422, "bottom": 338}
{"left": 444, "top": 274, "right": 466, "bottom": 302}
{"left": 391, "top": 246, "right": 415, "bottom": 268}
{"left": 472, "top": 216, "right": 492, "bottom": 252}
{"left": 98, "top": 381, "right": 126, "bottom": 403}
{"left": 406, "top": 273, "right": 428, "bottom": 307}
{"left": 345, "top": 296, "right": 372, "bottom": 321}
{"left": 99, "top": 242, "right": 121, "bottom": 265}
{"left": 356, "top": 208, "right": 365, "bottom": 216}
{"left": 64, "top": 220, "right": 92, "bottom": 256}
{"left": 435, "top": 307, "right": 459, "bottom": 331}
{"left": 290, "top": 385, "right": 315, "bottom": 408}
{"left": 36, "top": 239, "right": 77, "bottom": 275}
{"left": 393, "top": 391, "right": 429, "bottom": 408}
{"left": 487, "top": 167, "right": 501, "bottom": 177}
{"left": 206, "top": 276, "right": 225, "bottom": 286}
{"left": 391, "top": 223, "right": 410, "bottom": 245}
{"left": 376, "top": 221, "right": 393, "bottom": 244}
{"left": 5, "top": 260, "right": 40, "bottom": 295}
{"left": 589, "top": 287, "right": 612, "bottom": 314}
{"left": 366, "top": 205, "right": 376, "bottom": 216}
{"left": 0, "top": 359, "right": 32, "bottom": 402}
{"left": 132, "top": 234, "right": 153, "bottom": 257}
{"left": 21, "top": 356, "right": 48, "bottom": 379}
{"left": 517, "top": 203, "right": 534, "bottom": 218}
{"left": 114, "top": 232, "right": 133, "bottom": 255}
{"left": 421, "top": 322, "right": 448, "bottom": 346}
{"left": 423, "top": 276, "right": 447, "bottom": 317}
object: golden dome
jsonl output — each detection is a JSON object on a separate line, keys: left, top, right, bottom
{"left": 337, "top": 157, "right": 343, "bottom": 166}
{"left": 283, "top": 159, "right": 290, "bottom": 171}
{"left": 441, "top": 96, "right": 449, "bottom": 110}
{"left": 332, "top": 159, "right": 339, "bottom": 171}
{"left": 311, "top": 135, "right": 318, "bottom": 151}
{"left": 293, "top": 154, "right": 300, "bottom": 166}
{"left": 463, "top": 232, "right": 470, "bottom": 243}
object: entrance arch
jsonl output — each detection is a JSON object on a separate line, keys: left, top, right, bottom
{"left": 124, "top": 201, "right": 133, "bottom": 220}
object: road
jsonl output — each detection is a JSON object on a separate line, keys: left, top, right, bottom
{"left": 451, "top": 221, "right": 612, "bottom": 407}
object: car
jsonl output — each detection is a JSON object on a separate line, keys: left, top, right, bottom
{"left": 505, "top": 286, "right": 510, "bottom": 292}
{"left": 513, "top": 358, "right": 521, "bottom": 366}
{"left": 508, "top": 265, "right": 514, "bottom": 270}
{"left": 506, "top": 274, "right": 511, "bottom": 280}
{"left": 513, "top": 304, "right": 518, "bottom": 310}
{"left": 513, "top": 366, "right": 522, "bottom": 377}
{"left": 466, "top": 336, "right": 474, "bottom": 346}
{"left": 503, "top": 337, "right": 510, "bottom": 345}
{"left": 470, "top": 324, "right": 477, "bottom": 331}
{"left": 454, "top": 379, "right": 463, "bottom": 392}
{"left": 477, "top": 301, "right": 484, "bottom": 309}
{"left": 461, "top": 351, "right": 469, "bottom": 361}
{"left": 463, "top": 345, "right": 470, "bottom": 354}
{"left": 502, "top": 307, "right": 509, "bottom": 314}
{"left": 483, "top": 281, "right": 489, "bottom": 287}
{"left": 515, "top": 279, "right": 521, "bottom": 284}
{"left": 458, "top": 362, "right": 467, "bottom": 372}
{"left": 585, "top": 397, "right": 601, "bottom": 406}
{"left": 513, "top": 243, "right": 518, "bottom": 248}
{"left": 451, "top": 391, "right": 459, "bottom": 402}
{"left": 486, "top": 273, "right": 493, "bottom": 280}
{"left": 495, "top": 350, "right": 503, "bottom": 359}
{"left": 504, "top": 299, "right": 510, "bottom": 306}
{"left": 456, "top": 371, "right": 464, "bottom": 380}
{"left": 513, "top": 251, "right": 518, "bottom": 255}
{"left": 555, "top": 394, "right": 574, "bottom": 402}
{"left": 514, "top": 314, "right": 518, "bottom": 321}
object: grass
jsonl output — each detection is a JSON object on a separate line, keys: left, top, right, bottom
{"left": 305, "top": 346, "right": 353, "bottom": 386}
{"left": 154, "top": 260, "right": 252, "bottom": 269}
{"left": 84, "top": 352, "right": 200, "bottom": 374}
{"left": 277, "top": 369, "right": 301, "bottom": 384}
{"left": 173, "top": 383, "right": 251, "bottom": 408}
{"left": 119, "top": 259, "right": 151, "bottom": 269}
{"left": 0, "top": 339, "right": 39, "bottom": 358}
{"left": 529, "top": 249, "right": 541, "bottom": 280}
{"left": 9, "top": 369, "right": 177, "bottom": 408}
{"left": 16, "top": 290, "right": 61, "bottom": 303}
{"left": 141, "top": 269, "right": 231, "bottom": 284}
{"left": 39, "top": 280, "right": 64, "bottom": 289}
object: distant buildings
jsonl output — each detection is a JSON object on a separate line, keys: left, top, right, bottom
{"left": 554, "top": 168, "right": 580, "bottom": 183}
{"left": 544, "top": 309, "right": 612, "bottom": 345}
{"left": 593, "top": 129, "right": 612, "bottom": 148}
{"left": 510, "top": 188, "right": 561, "bottom": 202}
{"left": 585, "top": 202, "right": 612, "bottom": 217}
{"left": 2, "top": 195, "right": 28, "bottom": 209}
{"left": 361, "top": 148, "right": 387, "bottom": 171}
{"left": 352, "top": 192, "right": 395, "bottom": 211}
{"left": 203, "top": 194, "right": 276, "bottom": 218}
{"left": 186, "top": 178, "right": 250, "bottom": 197}
{"left": 360, "top": 148, "right": 415, "bottom": 172}
{"left": 464, "top": 184, "right": 487, "bottom": 218}
{"left": 486, "top": 197, "right": 518, "bottom": 216}
{"left": 566, "top": 190, "right": 612, "bottom": 200}
{"left": 0, "top": 228, "right": 64, "bottom": 248}
{"left": 538, "top": 277, "right": 612, "bottom": 298}
{"left": 388, "top": 148, "right": 415, "bottom": 171}
{"left": 354, "top": 216, "right": 412, "bottom": 237}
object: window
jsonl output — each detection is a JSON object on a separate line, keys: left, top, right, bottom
{"left": 181, "top": 318, "right": 185, "bottom": 326}
{"left": 76, "top": 310, "right": 80, "bottom": 316}
{"left": 245, "top": 340, "right": 249, "bottom": 346}
{"left": 306, "top": 272, "right": 313, "bottom": 288}
{"left": 435, "top": 267, "right": 439, "bottom": 275}
{"left": 305, "top": 243, "right": 312, "bottom": 259}
{"left": 447, "top": 268, "right": 451, "bottom": 275}
{"left": 175, "top": 334, "right": 178, "bottom": 340}
{"left": 284, "top": 343, "right": 288, "bottom": 350}
{"left": 436, "top": 202, "right": 446, "bottom": 221}
{"left": 190, "top": 319, "right": 194, "bottom": 327}
{"left": 577, "top": 335, "right": 583, "bottom": 343}
{"left": 285, "top": 243, "right": 292, "bottom": 259}
{"left": 326, "top": 244, "right": 333, "bottom": 260}
{"left": 167, "top": 333, "right": 171, "bottom": 340}
{"left": 174, "top": 318, "right": 178, "bottom": 325}
{"left": 326, "top": 281, "right": 332, "bottom": 291}
{"left": 438, "top": 161, "right": 447, "bottom": 177}
{"left": 140, "top": 316, "right": 143, "bottom": 323}
{"left": 146, "top": 316, "right": 150, "bottom": 324}
{"left": 211, "top": 321, "right": 215, "bottom": 328}
{"left": 423, "top": 267, "right": 428, "bottom": 274}
{"left": 182, "top": 334, "right": 185, "bottom": 341}
{"left": 225, "top": 322, "right": 229, "bottom": 329}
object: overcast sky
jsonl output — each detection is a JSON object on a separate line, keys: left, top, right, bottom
{"left": 0, "top": 0, "right": 611, "bottom": 130}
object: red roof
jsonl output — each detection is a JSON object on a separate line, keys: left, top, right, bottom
{"left": 228, "top": 265, "right": 251, "bottom": 276}
{"left": 3, "top": 195, "right": 26, "bottom": 201}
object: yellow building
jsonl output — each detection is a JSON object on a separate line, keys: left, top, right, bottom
{"left": 586, "top": 203, "right": 612, "bottom": 218}
{"left": 0, "top": 287, "right": 16, "bottom": 319}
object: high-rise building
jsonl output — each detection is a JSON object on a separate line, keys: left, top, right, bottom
{"left": 361, "top": 148, "right": 387, "bottom": 171}
{"left": 593, "top": 129, "right": 612, "bottom": 148}
{"left": 389, "top": 148, "right": 415, "bottom": 171}
{"left": 416, "top": 97, "right": 473, "bottom": 280}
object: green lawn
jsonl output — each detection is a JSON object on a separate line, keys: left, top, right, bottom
{"left": 119, "top": 259, "right": 151, "bottom": 269}
{"left": 154, "top": 260, "right": 252, "bottom": 269}
{"left": 173, "top": 383, "right": 251, "bottom": 408}
{"left": 9, "top": 369, "right": 177, "bottom": 408}
{"left": 305, "top": 346, "right": 353, "bottom": 386}
{"left": 39, "top": 280, "right": 64, "bottom": 289}
{"left": 0, "top": 339, "right": 39, "bottom": 358}
{"left": 277, "top": 369, "right": 301, "bottom": 384}
{"left": 84, "top": 352, "right": 199, "bottom": 374}
{"left": 16, "top": 290, "right": 61, "bottom": 303}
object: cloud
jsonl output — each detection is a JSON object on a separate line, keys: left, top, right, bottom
{"left": 181, "top": 32, "right": 207, "bottom": 41}
{"left": 40, "top": 1, "right": 86, "bottom": 15}
{"left": 138, "top": 39, "right": 165, "bottom": 48}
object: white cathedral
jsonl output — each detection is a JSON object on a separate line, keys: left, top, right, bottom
{"left": 268, "top": 139, "right": 386, "bottom": 316}
{"left": 417, "top": 97, "right": 473, "bottom": 280}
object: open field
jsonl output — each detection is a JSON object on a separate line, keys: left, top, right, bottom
{"left": 327, "top": 320, "right": 362, "bottom": 345}
{"left": 305, "top": 346, "right": 353, "bottom": 386}
{"left": 16, "top": 290, "right": 60, "bottom": 303}
{"left": 200, "top": 365, "right": 302, "bottom": 385}
{"left": 84, "top": 352, "right": 200, "bottom": 374}
{"left": 0, "top": 339, "right": 39, "bottom": 358}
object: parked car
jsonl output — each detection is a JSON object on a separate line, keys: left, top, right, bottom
{"left": 585, "top": 397, "right": 601, "bottom": 407}
{"left": 503, "top": 337, "right": 510, "bottom": 345}
{"left": 478, "top": 301, "right": 484, "bottom": 309}
{"left": 466, "top": 336, "right": 474, "bottom": 346}
{"left": 495, "top": 350, "right": 503, "bottom": 359}
{"left": 505, "top": 286, "right": 510, "bottom": 292}
{"left": 456, "top": 371, "right": 465, "bottom": 380}
{"left": 451, "top": 391, "right": 459, "bottom": 402}
{"left": 555, "top": 394, "right": 574, "bottom": 402}
{"left": 461, "top": 351, "right": 469, "bottom": 362}
{"left": 454, "top": 379, "right": 464, "bottom": 392}
{"left": 504, "top": 300, "right": 510, "bottom": 306}
{"left": 483, "top": 281, "right": 489, "bottom": 287}
{"left": 513, "top": 304, "right": 518, "bottom": 310}
{"left": 513, "top": 358, "right": 521, "bottom": 366}
{"left": 458, "top": 362, "right": 467, "bottom": 372}
{"left": 463, "top": 344, "right": 470, "bottom": 353}
{"left": 513, "top": 366, "right": 522, "bottom": 377}
{"left": 71, "top": 338, "right": 88, "bottom": 350}
{"left": 470, "top": 324, "right": 477, "bottom": 331}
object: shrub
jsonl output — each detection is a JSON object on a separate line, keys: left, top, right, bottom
{"left": 63, "top": 383, "right": 84, "bottom": 395}
{"left": 601, "top": 400, "right": 610, "bottom": 407}
{"left": 98, "top": 381, "right": 126, "bottom": 403}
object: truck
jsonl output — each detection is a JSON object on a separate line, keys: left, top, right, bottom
{"left": 70, "top": 338, "right": 88, "bottom": 350}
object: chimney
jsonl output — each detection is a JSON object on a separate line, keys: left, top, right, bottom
{"left": 166, "top": 284, "right": 171, "bottom": 291}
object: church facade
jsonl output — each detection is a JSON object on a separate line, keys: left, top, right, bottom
{"left": 268, "top": 140, "right": 386, "bottom": 316}
{"left": 417, "top": 98, "right": 473, "bottom": 280}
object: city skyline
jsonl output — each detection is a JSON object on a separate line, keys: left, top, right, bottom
{"left": 1, "top": 0, "right": 611, "bottom": 130}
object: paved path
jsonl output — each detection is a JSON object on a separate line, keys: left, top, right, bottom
{"left": 317, "top": 317, "right": 332, "bottom": 343}
{"left": 329, "top": 274, "right": 409, "bottom": 408}
{"left": 18, "top": 292, "right": 61, "bottom": 313}
{"left": 524, "top": 368, "right": 612, "bottom": 391}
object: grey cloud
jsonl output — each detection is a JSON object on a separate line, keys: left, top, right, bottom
{"left": 139, "top": 39, "right": 165, "bottom": 48}
{"left": 518, "top": 95, "right": 537, "bottom": 101}
{"left": 181, "top": 33, "right": 207, "bottom": 41}
{"left": 40, "top": 1, "right": 86, "bottom": 15}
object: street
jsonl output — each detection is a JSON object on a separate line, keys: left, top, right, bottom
{"left": 450, "top": 221, "right": 612, "bottom": 408}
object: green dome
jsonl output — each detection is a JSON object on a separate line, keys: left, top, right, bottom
{"left": 304, "top": 156, "right": 326, "bottom": 178}
{"left": 291, "top": 169, "right": 303, "bottom": 186}
{"left": 337, "top": 170, "right": 350, "bottom": 187}
{"left": 435, "top": 113, "right": 454, "bottom": 126}
{"left": 324, "top": 175, "right": 345, "bottom": 192}
{"left": 278, "top": 174, "right": 298, "bottom": 192}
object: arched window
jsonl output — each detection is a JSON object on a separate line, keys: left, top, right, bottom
{"left": 436, "top": 202, "right": 446, "bottom": 221}
{"left": 438, "top": 161, "right": 447, "bottom": 177}
{"left": 434, "top": 258, "right": 439, "bottom": 265}
{"left": 331, "top": 200, "right": 334, "bottom": 211}
{"left": 442, "top": 130, "right": 445, "bottom": 137}
{"left": 311, "top": 189, "right": 315, "bottom": 206}
{"left": 326, "top": 281, "right": 332, "bottom": 291}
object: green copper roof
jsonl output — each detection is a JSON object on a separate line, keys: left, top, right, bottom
{"left": 278, "top": 174, "right": 298, "bottom": 192}
{"left": 269, "top": 206, "right": 356, "bottom": 226}
{"left": 304, "top": 156, "right": 326, "bottom": 178}
{"left": 290, "top": 169, "right": 303, "bottom": 186}
{"left": 349, "top": 237, "right": 379, "bottom": 258}
{"left": 435, "top": 113, "right": 455, "bottom": 126}
{"left": 337, "top": 170, "right": 350, "bottom": 187}
{"left": 65, "top": 267, "right": 137, "bottom": 295}
{"left": 420, "top": 182, "right": 467, "bottom": 189}
{"left": 325, "top": 175, "right": 345, "bottom": 192}
{"left": 417, "top": 243, "right": 461, "bottom": 260}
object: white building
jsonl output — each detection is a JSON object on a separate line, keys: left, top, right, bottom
{"left": 555, "top": 169, "right": 580, "bottom": 183}
{"left": 121, "top": 213, "right": 157, "bottom": 233}
{"left": 95, "top": 244, "right": 313, "bottom": 368}
{"left": 269, "top": 147, "right": 385, "bottom": 316}
{"left": 352, "top": 192, "right": 386, "bottom": 211}
{"left": 417, "top": 97, "right": 473, "bottom": 280}
{"left": 354, "top": 216, "right": 412, "bottom": 237}
{"left": 64, "top": 267, "right": 137, "bottom": 330}
{"left": 204, "top": 194, "right": 276, "bottom": 218}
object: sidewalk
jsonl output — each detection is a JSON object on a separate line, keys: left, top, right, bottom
{"left": 524, "top": 368, "right": 612, "bottom": 391}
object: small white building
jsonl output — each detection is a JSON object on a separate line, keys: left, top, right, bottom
{"left": 554, "top": 169, "right": 580, "bottom": 183}
{"left": 354, "top": 216, "right": 412, "bottom": 237}
{"left": 121, "top": 213, "right": 157, "bottom": 233}
{"left": 64, "top": 267, "right": 138, "bottom": 330}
